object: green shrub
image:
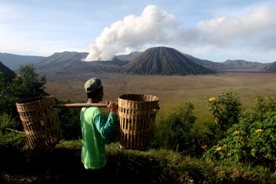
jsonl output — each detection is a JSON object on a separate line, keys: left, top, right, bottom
{"left": 207, "top": 92, "right": 242, "bottom": 133}
{"left": 58, "top": 107, "right": 81, "bottom": 140}
{"left": 1, "top": 64, "right": 48, "bottom": 133}
{"left": 152, "top": 102, "right": 198, "bottom": 155}
{"left": 204, "top": 97, "right": 276, "bottom": 170}
{"left": 252, "top": 96, "right": 276, "bottom": 120}
{"left": 190, "top": 122, "right": 222, "bottom": 156}
{"left": 0, "top": 113, "right": 26, "bottom": 149}
{"left": 247, "top": 112, "right": 276, "bottom": 169}
{"left": 0, "top": 132, "right": 26, "bottom": 149}
{"left": 1, "top": 65, "right": 46, "bottom": 112}
{"left": 0, "top": 113, "right": 17, "bottom": 134}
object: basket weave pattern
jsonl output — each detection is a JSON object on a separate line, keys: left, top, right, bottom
{"left": 118, "top": 94, "right": 159, "bottom": 150}
{"left": 16, "top": 96, "right": 61, "bottom": 149}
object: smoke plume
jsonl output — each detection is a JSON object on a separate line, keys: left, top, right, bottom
{"left": 84, "top": 5, "right": 177, "bottom": 61}
{"left": 84, "top": 4, "right": 276, "bottom": 62}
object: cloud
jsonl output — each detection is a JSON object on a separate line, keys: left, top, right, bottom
{"left": 192, "top": 5, "right": 276, "bottom": 46}
{"left": 85, "top": 5, "right": 177, "bottom": 61}
{"left": 86, "top": 3, "right": 276, "bottom": 62}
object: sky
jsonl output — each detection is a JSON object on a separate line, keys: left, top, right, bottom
{"left": 1, "top": 0, "right": 276, "bottom": 63}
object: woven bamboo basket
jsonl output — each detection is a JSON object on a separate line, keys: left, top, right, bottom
{"left": 16, "top": 96, "right": 62, "bottom": 149}
{"left": 118, "top": 94, "right": 159, "bottom": 150}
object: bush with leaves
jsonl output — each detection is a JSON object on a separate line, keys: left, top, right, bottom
{"left": 197, "top": 92, "right": 243, "bottom": 152}
{"left": 204, "top": 96, "right": 276, "bottom": 171}
{"left": 1, "top": 64, "right": 47, "bottom": 117}
{"left": 0, "top": 113, "right": 26, "bottom": 149}
{"left": 16, "top": 64, "right": 47, "bottom": 97}
{"left": 0, "top": 113, "right": 17, "bottom": 135}
{"left": 58, "top": 106, "right": 81, "bottom": 140}
{"left": 0, "top": 72, "right": 16, "bottom": 115}
{"left": 207, "top": 92, "right": 242, "bottom": 139}
{"left": 152, "top": 102, "right": 198, "bottom": 155}
{"left": 251, "top": 96, "right": 276, "bottom": 120}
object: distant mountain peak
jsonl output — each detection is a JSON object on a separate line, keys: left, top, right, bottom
{"left": 265, "top": 61, "right": 276, "bottom": 72}
{"left": 222, "top": 59, "right": 266, "bottom": 71}
{"left": 0, "top": 53, "right": 45, "bottom": 70}
{"left": 125, "top": 46, "right": 216, "bottom": 75}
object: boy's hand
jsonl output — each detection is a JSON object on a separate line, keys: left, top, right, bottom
{"left": 106, "top": 101, "right": 118, "bottom": 113}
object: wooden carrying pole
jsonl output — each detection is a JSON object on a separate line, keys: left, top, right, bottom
{"left": 53, "top": 103, "right": 107, "bottom": 108}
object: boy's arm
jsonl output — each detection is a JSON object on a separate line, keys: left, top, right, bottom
{"left": 94, "top": 112, "right": 118, "bottom": 140}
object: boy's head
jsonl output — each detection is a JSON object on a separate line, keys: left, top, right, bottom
{"left": 84, "top": 78, "right": 104, "bottom": 100}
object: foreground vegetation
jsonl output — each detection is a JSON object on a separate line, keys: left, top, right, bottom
{"left": 1, "top": 141, "right": 275, "bottom": 184}
{"left": 1, "top": 66, "right": 276, "bottom": 183}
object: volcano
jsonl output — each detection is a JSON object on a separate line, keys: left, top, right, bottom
{"left": 125, "top": 47, "right": 216, "bottom": 75}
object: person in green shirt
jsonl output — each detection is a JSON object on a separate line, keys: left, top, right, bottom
{"left": 80, "top": 77, "right": 118, "bottom": 184}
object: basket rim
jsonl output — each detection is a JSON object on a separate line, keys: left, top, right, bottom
{"left": 118, "top": 93, "right": 159, "bottom": 102}
{"left": 16, "top": 95, "right": 55, "bottom": 105}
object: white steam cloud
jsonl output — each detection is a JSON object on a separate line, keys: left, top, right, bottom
{"left": 85, "top": 4, "right": 276, "bottom": 62}
{"left": 85, "top": 5, "right": 177, "bottom": 61}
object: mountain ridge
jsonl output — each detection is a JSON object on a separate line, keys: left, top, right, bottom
{"left": 264, "top": 61, "right": 276, "bottom": 72}
{"left": 1, "top": 47, "right": 274, "bottom": 74}
{"left": 0, "top": 53, "right": 45, "bottom": 70}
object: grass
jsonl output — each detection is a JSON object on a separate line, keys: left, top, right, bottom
{"left": 45, "top": 72, "right": 276, "bottom": 127}
{"left": 2, "top": 139, "right": 275, "bottom": 183}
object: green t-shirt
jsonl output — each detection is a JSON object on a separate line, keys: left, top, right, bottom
{"left": 80, "top": 107, "right": 117, "bottom": 169}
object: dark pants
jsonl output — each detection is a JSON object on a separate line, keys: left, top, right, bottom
{"left": 81, "top": 165, "right": 106, "bottom": 184}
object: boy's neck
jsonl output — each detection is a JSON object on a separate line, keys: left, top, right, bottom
{"left": 87, "top": 98, "right": 99, "bottom": 103}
